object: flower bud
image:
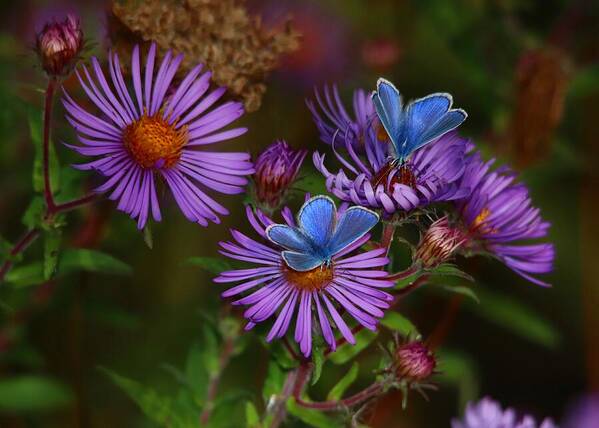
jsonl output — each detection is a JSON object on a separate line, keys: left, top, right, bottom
{"left": 395, "top": 341, "right": 436, "bottom": 382}
{"left": 253, "top": 140, "right": 307, "bottom": 210}
{"left": 36, "top": 14, "right": 83, "bottom": 76}
{"left": 414, "top": 216, "right": 466, "bottom": 268}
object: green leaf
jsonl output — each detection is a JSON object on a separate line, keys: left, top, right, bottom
{"left": 43, "top": 229, "right": 61, "bottom": 280}
{"left": 60, "top": 249, "right": 132, "bottom": 276}
{"left": 440, "top": 284, "right": 479, "bottom": 303}
{"left": 184, "top": 257, "right": 232, "bottom": 275}
{"left": 245, "top": 401, "right": 261, "bottom": 428}
{"left": 380, "top": 311, "right": 419, "bottom": 337}
{"left": 29, "top": 106, "right": 60, "bottom": 194}
{"left": 0, "top": 375, "right": 72, "bottom": 412}
{"left": 330, "top": 329, "right": 377, "bottom": 365}
{"left": 469, "top": 288, "right": 559, "bottom": 348}
{"left": 294, "top": 172, "right": 328, "bottom": 196}
{"left": 22, "top": 197, "right": 45, "bottom": 229}
{"left": 286, "top": 398, "right": 342, "bottom": 428}
{"left": 429, "top": 263, "right": 474, "bottom": 282}
{"left": 143, "top": 225, "right": 153, "bottom": 249}
{"left": 5, "top": 263, "right": 44, "bottom": 287}
{"left": 327, "top": 362, "right": 359, "bottom": 401}
{"left": 266, "top": 340, "right": 299, "bottom": 370}
{"left": 262, "top": 361, "right": 285, "bottom": 405}
{"left": 185, "top": 342, "right": 209, "bottom": 401}
{"left": 436, "top": 350, "right": 479, "bottom": 410}
{"left": 100, "top": 368, "right": 183, "bottom": 427}
{"left": 202, "top": 325, "right": 220, "bottom": 376}
{"left": 310, "top": 339, "right": 325, "bottom": 385}
{"left": 0, "top": 235, "right": 12, "bottom": 260}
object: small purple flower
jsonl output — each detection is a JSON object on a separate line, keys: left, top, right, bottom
{"left": 306, "top": 85, "right": 375, "bottom": 151}
{"left": 36, "top": 14, "right": 83, "bottom": 76}
{"left": 414, "top": 216, "right": 467, "bottom": 268}
{"left": 394, "top": 340, "right": 436, "bottom": 382}
{"left": 214, "top": 202, "right": 394, "bottom": 357}
{"left": 452, "top": 397, "right": 558, "bottom": 428}
{"left": 456, "top": 151, "right": 554, "bottom": 286}
{"left": 253, "top": 140, "right": 307, "bottom": 211}
{"left": 63, "top": 42, "right": 254, "bottom": 229}
{"left": 314, "top": 130, "right": 469, "bottom": 214}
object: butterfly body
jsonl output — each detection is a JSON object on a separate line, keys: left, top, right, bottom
{"left": 371, "top": 78, "right": 467, "bottom": 165}
{"left": 266, "top": 196, "right": 379, "bottom": 272}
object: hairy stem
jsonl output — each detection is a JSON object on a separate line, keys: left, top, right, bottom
{"left": 43, "top": 77, "right": 57, "bottom": 211}
{"left": 296, "top": 381, "right": 384, "bottom": 412}
{"left": 0, "top": 229, "right": 41, "bottom": 284}
{"left": 267, "top": 368, "right": 298, "bottom": 428}
{"left": 380, "top": 222, "right": 397, "bottom": 256}
{"left": 199, "top": 335, "right": 236, "bottom": 426}
{"left": 52, "top": 193, "right": 98, "bottom": 214}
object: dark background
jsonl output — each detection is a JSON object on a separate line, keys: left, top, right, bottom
{"left": 0, "top": 0, "right": 597, "bottom": 426}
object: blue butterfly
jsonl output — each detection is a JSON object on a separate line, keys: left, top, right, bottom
{"left": 371, "top": 78, "right": 467, "bottom": 165}
{"left": 266, "top": 196, "right": 379, "bottom": 271}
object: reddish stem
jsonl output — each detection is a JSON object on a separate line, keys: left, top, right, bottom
{"left": 380, "top": 222, "right": 396, "bottom": 256}
{"left": 267, "top": 362, "right": 311, "bottom": 428}
{"left": 295, "top": 381, "right": 384, "bottom": 411}
{"left": 199, "top": 335, "right": 236, "bottom": 426}
{"left": 52, "top": 193, "right": 98, "bottom": 214}
{"left": 0, "top": 229, "right": 41, "bottom": 284}
{"left": 43, "top": 77, "right": 57, "bottom": 211}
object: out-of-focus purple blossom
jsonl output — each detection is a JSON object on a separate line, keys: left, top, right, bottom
{"left": 562, "top": 394, "right": 599, "bottom": 428}
{"left": 306, "top": 85, "right": 375, "bottom": 152}
{"left": 455, "top": 151, "right": 554, "bottom": 286}
{"left": 214, "top": 202, "right": 394, "bottom": 357}
{"left": 314, "top": 130, "right": 469, "bottom": 215}
{"left": 452, "top": 397, "right": 558, "bottom": 428}
{"left": 361, "top": 38, "right": 402, "bottom": 73}
{"left": 63, "top": 42, "right": 254, "bottom": 229}
{"left": 253, "top": 140, "right": 307, "bottom": 211}
{"left": 36, "top": 14, "right": 83, "bottom": 76}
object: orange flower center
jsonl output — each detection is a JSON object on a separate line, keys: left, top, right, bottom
{"left": 471, "top": 207, "right": 496, "bottom": 234}
{"left": 284, "top": 265, "right": 334, "bottom": 292}
{"left": 123, "top": 114, "right": 188, "bottom": 169}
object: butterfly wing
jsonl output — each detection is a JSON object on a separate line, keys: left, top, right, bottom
{"left": 372, "top": 78, "right": 404, "bottom": 153}
{"left": 297, "top": 196, "right": 337, "bottom": 248}
{"left": 266, "top": 224, "right": 313, "bottom": 253}
{"left": 402, "top": 93, "right": 467, "bottom": 158}
{"left": 282, "top": 251, "right": 324, "bottom": 272}
{"left": 326, "top": 206, "right": 379, "bottom": 256}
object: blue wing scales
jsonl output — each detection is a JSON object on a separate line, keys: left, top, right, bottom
{"left": 297, "top": 195, "right": 336, "bottom": 248}
{"left": 326, "top": 206, "right": 379, "bottom": 256}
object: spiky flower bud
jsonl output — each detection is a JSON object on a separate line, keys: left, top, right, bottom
{"left": 414, "top": 216, "right": 466, "bottom": 268}
{"left": 395, "top": 341, "right": 436, "bottom": 382}
{"left": 36, "top": 14, "right": 83, "bottom": 76}
{"left": 253, "top": 140, "right": 307, "bottom": 211}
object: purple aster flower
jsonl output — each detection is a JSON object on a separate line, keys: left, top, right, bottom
{"left": 562, "top": 394, "right": 599, "bottom": 428}
{"left": 394, "top": 340, "right": 436, "bottom": 382}
{"left": 414, "top": 215, "right": 467, "bottom": 268}
{"left": 253, "top": 140, "right": 307, "bottom": 211}
{"left": 36, "top": 14, "right": 83, "bottom": 76}
{"left": 62, "top": 42, "right": 254, "bottom": 229}
{"left": 452, "top": 397, "right": 558, "bottom": 428}
{"left": 455, "top": 151, "right": 554, "bottom": 286}
{"left": 214, "top": 199, "right": 394, "bottom": 357}
{"left": 306, "top": 85, "right": 375, "bottom": 151}
{"left": 314, "top": 130, "right": 470, "bottom": 214}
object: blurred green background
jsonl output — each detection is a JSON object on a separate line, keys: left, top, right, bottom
{"left": 0, "top": 0, "right": 597, "bottom": 426}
